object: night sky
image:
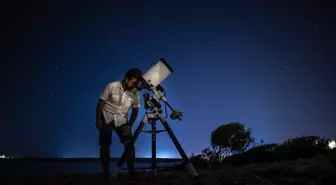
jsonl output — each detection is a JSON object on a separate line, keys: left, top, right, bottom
{"left": 2, "top": 0, "right": 335, "bottom": 158}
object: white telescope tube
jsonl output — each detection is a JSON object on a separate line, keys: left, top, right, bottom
{"left": 142, "top": 58, "right": 173, "bottom": 87}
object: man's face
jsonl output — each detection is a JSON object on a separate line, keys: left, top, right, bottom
{"left": 126, "top": 77, "right": 138, "bottom": 89}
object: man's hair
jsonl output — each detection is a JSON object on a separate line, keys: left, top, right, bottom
{"left": 124, "top": 68, "right": 143, "bottom": 80}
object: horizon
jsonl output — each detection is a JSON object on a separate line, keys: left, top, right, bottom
{"left": 1, "top": 135, "right": 334, "bottom": 159}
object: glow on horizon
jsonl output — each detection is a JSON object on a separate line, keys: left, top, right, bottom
{"left": 59, "top": 151, "right": 179, "bottom": 158}
{"left": 143, "top": 151, "right": 178, "bottom": 159}
{"left": 60, "top": 152, "right": 97, "bottom": 158}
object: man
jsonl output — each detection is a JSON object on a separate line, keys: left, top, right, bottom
{"left": 95, "top": 68, "right": 142, "bottom": 180}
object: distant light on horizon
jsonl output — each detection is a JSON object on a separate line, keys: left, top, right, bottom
{"left": 59, "top": 150, "right": 179, "bottom": 159}
{"left": 143, "top": 151, "right": 178, "bottom": 159}
{"left": 157, "top": 152, "right": 174, "bottom": 158}
{"left": 0, "top": 155, "right": 14, "bottom": 159}
{"left": 328, "top": 140, "right": 336, "bottom": 149}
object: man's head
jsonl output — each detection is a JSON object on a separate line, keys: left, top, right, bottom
{"left": 123, "top": 68, "right": 143, "bottom": 90}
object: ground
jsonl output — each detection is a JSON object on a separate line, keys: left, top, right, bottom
{"left": 2, "top": 154, "right": 336, "bottom": 185}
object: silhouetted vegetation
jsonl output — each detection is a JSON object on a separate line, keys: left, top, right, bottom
{"left": 190, "top": 122, "right": 254, "bottom": 170}
{"left": 211, "top": 122, "right": 254, "bottom": 156}
{"left": 225, "top": 136, "right": 333, "bottom": 166}
{"left": 190, "top": 122, "right": 336, "bottom": 169}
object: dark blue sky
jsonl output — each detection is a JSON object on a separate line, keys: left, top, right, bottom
{"left": 2, "top": 0, "right": 335, "bottom": 158}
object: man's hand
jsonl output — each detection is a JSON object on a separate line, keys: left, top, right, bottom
{"left": 96, "top": 119, "right": 103, "bottom": 131}
{"left": 123, "top": 125, "right": 131, "bottom": 135}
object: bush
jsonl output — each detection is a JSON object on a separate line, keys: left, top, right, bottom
{"left": 190, "top": 153, "right": 209, "bottom": 171}
{"left": 189, "top": 147, "right": 224, "bottom": 170}
{"left": 277, "top": 136, "right": 330, "bottom": 160}
{"left": 224, "top": 136, "right": 332, "bottom": 165}
{"left": 211, "top": 122, "right": 254, "bottom": 156}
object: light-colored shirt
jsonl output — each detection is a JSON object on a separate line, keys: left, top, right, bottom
{"left": 100, "top": 81, "right": 140, "bottom": 127}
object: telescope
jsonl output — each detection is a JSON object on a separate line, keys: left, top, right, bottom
{"left": 136, "top": 58, "right": 182, "bottom": 120}
{"left": 136, "top": 58, "right": 173, "bottom": 91}
{"left": 112, "top": 58, "right": 199, "bottom": 180}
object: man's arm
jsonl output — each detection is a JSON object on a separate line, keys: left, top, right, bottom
{"left": 96, "top": 99, "right": 105, "bottom": 123}
{"left": 127, "top": 107, "right": 138, "bottom": 126}
{"left": 96, "top": 83, "right": 112, "bottom": 125}
{"left": 127, "top": 92, "right": 140, "bottom": 127}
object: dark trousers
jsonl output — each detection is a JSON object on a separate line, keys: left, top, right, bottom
{"left": 99, "top": 114, "right": 135, "bottom": 175}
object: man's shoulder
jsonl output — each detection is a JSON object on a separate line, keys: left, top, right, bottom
{"left": 107, "top": 81, "right": 121, "bottom": 88}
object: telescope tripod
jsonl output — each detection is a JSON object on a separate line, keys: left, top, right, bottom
{"left": 111, "top": 107, "right": 199, "bottom": 180}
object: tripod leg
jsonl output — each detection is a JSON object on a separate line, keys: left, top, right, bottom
{"left": 111, "top": 113, "right": 149, "bottom": 179}
{"left": 158, "top": 114, "right": 199, "bottom": 179}
{"left": 150, "top": 119, "right": 157, "bottom": 176}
